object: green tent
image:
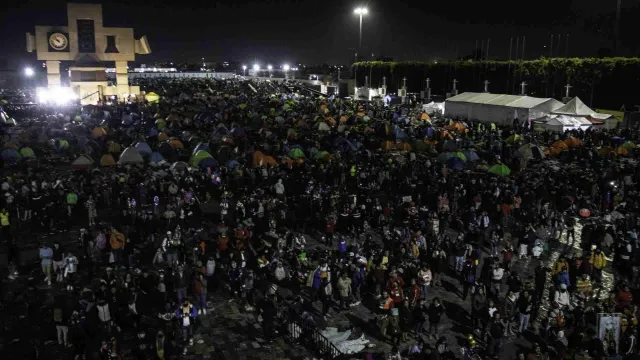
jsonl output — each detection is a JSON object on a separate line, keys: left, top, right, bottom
{"left": 313, "top": 151, "right": 330, "bottom": 161}
{"left": 488, "top": 164, "right": 511, "bottom": 177}
{"left": 436, "top": 152, "right": 453, "bottom": 162}
{"left": 155, "top": 119, "right": 167, "bottom": 130}
{"left": 189, "top": 150, "right": 213, "bottom": 167}
{"left": 289, "top": 148, "right": 305, "bottom": 159}
{"left": 20, "top": 147, "right": 35, "bottom": 158}
{"left": 451, "top": 151, "right": 467, "bottom": 161}
{"left": 59, "top": 140, "right": 70, "bottom": 149}
{"left": 622, "top": 141, "right": 635, "bottom": 150}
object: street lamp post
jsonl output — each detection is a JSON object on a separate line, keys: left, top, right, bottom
{"left": 283, "top": 64, "right": 290, "bottom": 79}
{"left": 354, "top": 7, "right": 368, "bottom": 49}
{"left": 267, "top": 65, "right": 273, "bottom": 78}
{"left": 242, "top": 65, "right": 247, "bottom": 76}
{"left": 253, "top": 64, "right": 260, "bottom": 77}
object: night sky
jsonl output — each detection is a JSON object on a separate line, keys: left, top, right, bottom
{"left": 1, "top": 0, "right": 639, "bottom": 68}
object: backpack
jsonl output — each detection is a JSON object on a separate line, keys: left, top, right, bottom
{"left": 54, "top": 308, "right": 63, "bottom": 322}
{"left": 466, "top": 271, "right": 475, "bottom": 284}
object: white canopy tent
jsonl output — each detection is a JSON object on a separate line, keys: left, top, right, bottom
{"left": 534, "top": 114, "right": 592, "bottom": 133}
{"left": 552, "top": 97, "right": 618, "bottom": 130}
{"left": 444, "top": 92, "right": 564, "bottom": 127}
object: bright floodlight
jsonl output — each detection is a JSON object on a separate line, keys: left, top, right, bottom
{"left": 267, "top": 65, "right": 273, "bottom": 70}
{"left": 283, "top": 64, "right": 290, "bottom": 71}
{"left": 24, "top": 67, "right": 35, "bottom": 77}
{"left": 242, "top": 65, "right": 247, "bottom": 70}
{"left": 253, "top": 64, "right": 260, "bottom": 71}
{"left": 354, "top": 7, "right": 368, "bottom": 15}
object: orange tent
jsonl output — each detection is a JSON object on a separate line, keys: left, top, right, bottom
{"left": 616, "top": 146, "right": 629, "bottom": 156}
{"left": 92, "top": 127, "right": 107, "bottom": 138}
{"left": 169, "top": 139, "right": 184, "bottom": 149}
{"left": 381, "top": 140, "right": 394, "bottom": 151}
{"left": 158, "top": 132, "right": 169, "bottom": 141}
{"left": 564, "top": 136, "right": 582, "bottom": 147}
{"left": 598, "top": 146, "right": 615, "bottom": 157}
{"left": 448, "top": 122, "right": 466, "bottom": 133}
{"left": 420, "top": 113, "right": 431, "bottom": 121}
{"left": 394, "top": 142, "right": 412, "bottom": 151}
{"left": 339, "top": 115, "right": 348, "bottom": 123}
{"left": 552, "top": 141, "right": 569, "bottom": 151}
{"left": 440, "top": 130, "right": 453, "bottom": 140}
{"left": 357, "top": 112, "right": 365, "bottom": 117}
{"left": 100, "top": 154, "right": 116, "bottom": 167}
{"left": 252, "top": 151, "right": 266, "bottom": 167}
{"left": 260, "top": 155, "right": 277, "bottom": 167}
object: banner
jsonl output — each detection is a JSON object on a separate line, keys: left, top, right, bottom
{"left": 597, "top": 313, "right": 621, "bottom": 354}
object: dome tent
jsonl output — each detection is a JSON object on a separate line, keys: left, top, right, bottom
{"left": 100, "top": 154, "right": 117, "bottom": 167}
{"left": 118, "top": 147, "right": 144, "bottom": 165}
{"left": 72, "top": 155, "right": 94, "bottom": 170}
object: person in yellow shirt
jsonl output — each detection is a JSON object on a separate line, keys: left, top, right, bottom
{"left": 0, "top": 208, "right": 10, "bottom": 240}
{"left": 575, "top": 274, "right": 592, "bottom": 301}
{"left": 589, "top": 248, "right": 607, "bottom": 283}
{"left": 553, "top": 256, "right": 569, "bottom": 276}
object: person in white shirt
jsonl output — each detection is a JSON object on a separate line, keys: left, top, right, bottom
{"left": 553, "top": 284, "right": 572, "bottom": 310}
{"left": 491, "top": 265, "right": 505, "bottom": 296}
{"left": 63, "top": 253, "right": 79, "bottom": 290}
{"left": 274, "top": 179, "right": 285, "bottom": 196}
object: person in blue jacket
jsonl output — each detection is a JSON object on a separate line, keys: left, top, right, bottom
{"left": 351, "top": 264, "right": 366, "bottom": 305}
{"left": 338, "top": 235, "right": 347, "bottom": 254}
{"left": 175, "top": 298, "right": 198, "bottom": 350}
{"left": 555, "top": 267, "right": 570, "bottom": 289}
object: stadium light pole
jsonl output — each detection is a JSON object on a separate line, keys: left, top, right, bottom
{"left": 283, "top": 64, "right": 290, "bottom": 79}
{"left": 253, "top": 64, "right": 260, "bottom": 76}
{"left": 267, "top": 65, "right": 273, "bottom": 78}
{"left": 242, "top": 65, "right": 247, "bottom": 76}
{"left": 354, "top": 7, "right": 368, "bottom": 49}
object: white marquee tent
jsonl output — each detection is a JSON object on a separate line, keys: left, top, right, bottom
{"left": 533, "top": 115, "right": 593, "bottom": 133}
{"left": 552, "top": 97, "right": 618, "bottom": 129}
{"left": 444, "top": 92, "right": 565, "bottom": 127}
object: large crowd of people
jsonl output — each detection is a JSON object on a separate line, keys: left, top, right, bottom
{"left": 1, "top": 77, "right": 640, "bottom": 360}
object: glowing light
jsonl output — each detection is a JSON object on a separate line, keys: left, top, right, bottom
{"left": 37, "top": 87, "right": 78, "bottom": 105}
{"left": 253, "top": 64, "right": 260, "bottom": 71}
{"left": 267, "top": 65, "right": 273, "bottom": 70}
{"left": 283, "top": 64, "right": 290, "bottom": 71}
{"left": 242, "top": 65, "right": 247, "bottom": 70}
{"left": 24, "top": 67, "right": 35, "bottom": 77}
{"left": 354, "top": 7, "right": 368, "bottom": 15}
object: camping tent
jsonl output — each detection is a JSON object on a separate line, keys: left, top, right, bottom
{"left": 444, "top": 92, "right": 564, "bottom": 127}
{"left": 72, "top": 155, "right": 94, "bottom": 170}
{"left": 118, "top": 147, "right": 144, "bottom": 165}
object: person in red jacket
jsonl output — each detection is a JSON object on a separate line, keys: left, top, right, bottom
{"left": 389, "top": 281, "right": 404, "bottom": 304}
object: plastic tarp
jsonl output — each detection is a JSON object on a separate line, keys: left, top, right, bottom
{"left": 118, "top": 147, "right": 144, "bottom": 165}
{"left": 72, "top": 155, "right": 94, "bottom": 170}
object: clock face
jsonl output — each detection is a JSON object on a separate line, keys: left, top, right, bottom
{"left": 49, "top": 33, "right": 68, "bottom": 51}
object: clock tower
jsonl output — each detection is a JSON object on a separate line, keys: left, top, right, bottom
{"left": 26, "top": 3, "right": 151, "bottom": 104}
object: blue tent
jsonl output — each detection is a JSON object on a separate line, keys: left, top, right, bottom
{"left": 335, "top": 138, "right": 356, "bottom": 152}
{"left": 193, "top": 142, "right": 210, "bottom": 154}
{"left": 463, "top": 151, "right": 480, "bottom": 162}
{"left": 393, "top": 127, "right": 408, "bottom": 139}
{"left": 447, "top": 157, "right": 466, "bottom": 170}
{"left": 1, "top": 149, "right": 19, "bottom": 161}
{"left": 231, "top": 127, "right": 246, "bottom": 137}
{"left": 148, "top": 128, "right": 159, "bottom": 137}
{"left": 150, "top": 152, "right": 165, "bottom": 163}
{"left": 227, "top": 160, "right": 240, "bottom": 169}
{"left": 135, "top": 142, "right": 152, "bottom": 156}
{"left": 198, "top": 157, "right": 217, "bottom": 169}
{"left": 424, "top": 127, "right": 435, "bottom": 138}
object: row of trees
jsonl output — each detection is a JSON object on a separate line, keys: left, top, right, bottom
{"left": 352, "top": 58, "right": 640, "bottom": 110}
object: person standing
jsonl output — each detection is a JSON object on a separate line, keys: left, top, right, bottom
{"left": 517, "top": 291, "right": 533, "bottom": 334}
{"left": 52, "top": 242, "right": 65, "bottom": 283}
{"left": 487, "top": 312, "right": 505, "bottom": 358}
{"left": 175, "top": 299, "right": 198, "bottom": 352}
{"left": 337, "top": 272, "right": 352, "bottom": 310}
{"left": 194, "top": 273, "right": 207, "bottom": 315}
{"left": 40, "top": 242, "right": 53, "bottom": 286}
{"left": 427, "top": 298, "right": 445, "bottom": 339}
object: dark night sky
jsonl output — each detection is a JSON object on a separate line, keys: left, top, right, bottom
{"left": 1, "top": 0, "right": 639, "bottom": 68}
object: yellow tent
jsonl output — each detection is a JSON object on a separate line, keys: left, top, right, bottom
{"left": 100, "top": 154, "right": 117, "bottom": 167}
{"left": 145, "top": 92, "right": 160, "bottom": 103}
{"left": 92, "top": 127, "right": 107, "bottom": 138}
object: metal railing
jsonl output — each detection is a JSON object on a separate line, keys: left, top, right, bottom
{"left": 282, "top": 310, "right": 345, "bottom": 359}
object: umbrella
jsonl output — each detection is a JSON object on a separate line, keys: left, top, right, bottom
{"left": 488, "top": 164, "right": 511, "bottom": 177}
{"left": 447, "top": 157, "right": 466, "bottom": 170}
